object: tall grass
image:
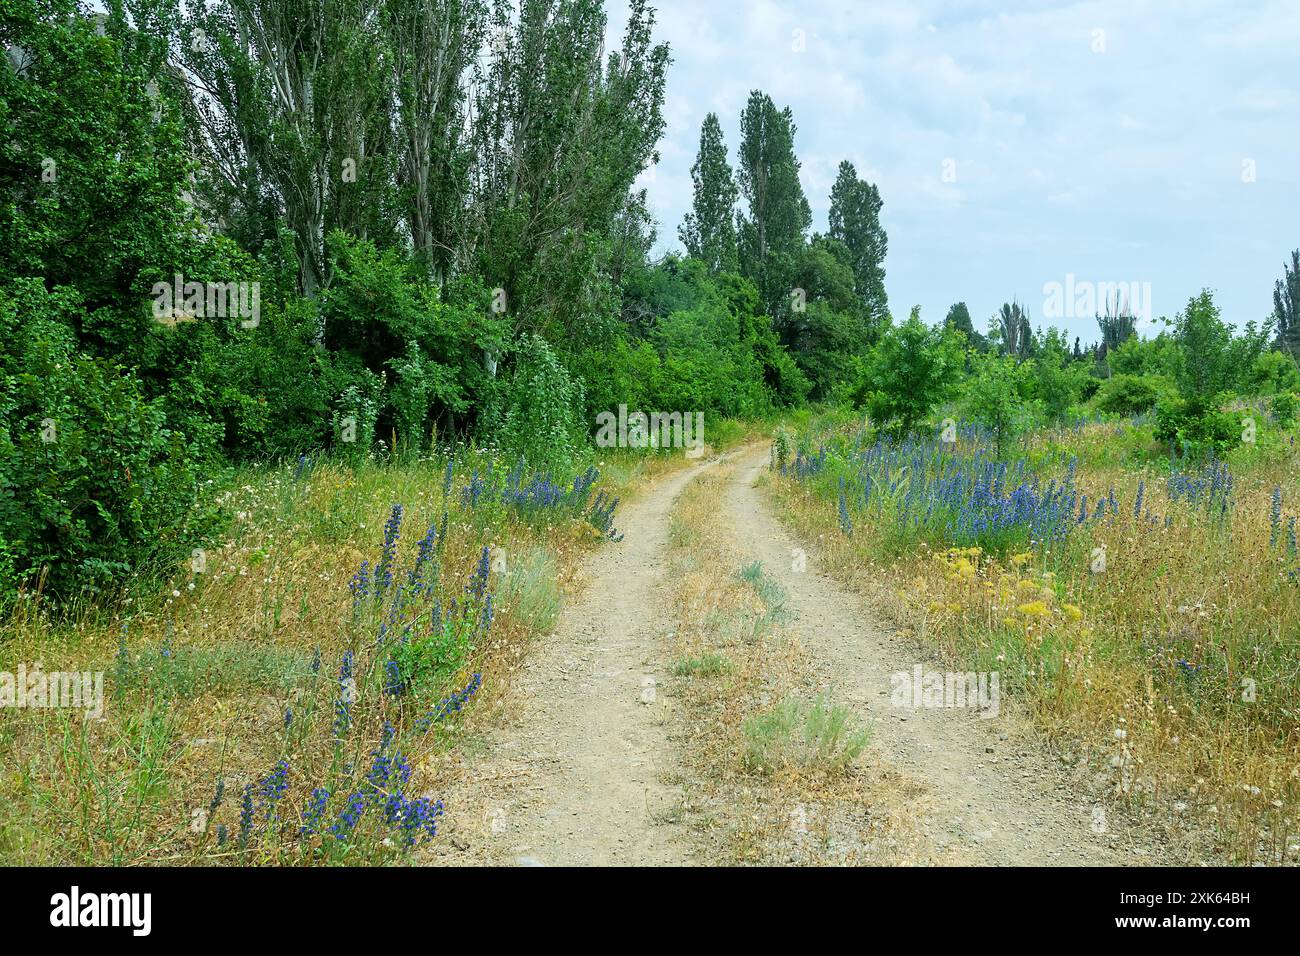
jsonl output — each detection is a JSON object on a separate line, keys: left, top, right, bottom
{"left": 0, "top": 447, "right": 630, "bottom": 865}
{"left": 775, "top": 415, "right": 1300, "bottom": 863}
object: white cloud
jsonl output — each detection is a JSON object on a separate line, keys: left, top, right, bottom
{"left": 608, "top": 0, "right": 1300, "bottom": 334}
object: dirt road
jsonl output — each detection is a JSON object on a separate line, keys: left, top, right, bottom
{"left": 435, "top": 443, "right": 1167, "bottom": 866}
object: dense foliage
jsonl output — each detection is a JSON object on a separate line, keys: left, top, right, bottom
{"left": 1, "top": 0, "right": 1296, "bottom": 603}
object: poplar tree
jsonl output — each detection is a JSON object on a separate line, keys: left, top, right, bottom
{"left": 828, "top": 160, "right": 888, "bottom": 331}
{"left": 736, "top": 90, "right": 810, "bottom": 318}
{"left": 678, "top": 112, "right": 739, "bottom": 274}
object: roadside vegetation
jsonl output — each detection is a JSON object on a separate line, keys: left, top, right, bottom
{"left": 659, "top": 465, "right": 928, "bottom": 866}
{"left": 771, "top": 293, "right": 1300, "bottom": 865}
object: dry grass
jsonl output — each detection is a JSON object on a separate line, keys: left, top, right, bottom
{"left": 771, "top": 418, "right": 1300, "bottom": 865}
{"left": 660, "top": 466, "right": 932, "bottom": 866}
{"left": 0, "top": 447, "right": 666, "bottom": 865}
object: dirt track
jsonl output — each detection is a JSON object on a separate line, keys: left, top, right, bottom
{"left": 432, "top": 444, "right": 1170, "bottom": 866}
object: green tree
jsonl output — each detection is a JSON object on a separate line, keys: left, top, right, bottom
{"left": 852, "top": 308, "right": 963, "bottom": 437}
{"left": 679, "top": 112, "right": 739, "bottom": 274}
{"left": 178, "top": 0, "right": 400, "bottom": 298}
{"left": 736, "top": 91, "right": 811, "bottom": 320}
{"left": 0, "top": 0, "right": 193, "bottom": 316}
{"left": 787, "top": 237, "right": 865, "bottom": 399}
{"left": 995, "top": 300, "right": 1032, "bottom": 358}
{"left": 944, "top": 302, "right": 987, "bottom": 350}
{"left": 1272, "top": 249, "right": 1300, "bottom": 358}
{"left": 1097, "top": 297, "right": 1138, "bottom": 369}
{"left": 467, "top": 0, "right": 668, "bottom": 346}
{"left": 964, "top": 352, "right": 1031, "bottom": 458}
{"left": 1029, "top": 328, "right": 1088, "bottom": 420}
{"left": 827, "top": 160, "right": 888, "bottom": 332}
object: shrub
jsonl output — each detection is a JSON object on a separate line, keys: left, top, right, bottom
{"left": 741, "top": 695, "right": 870, "bottom": 775}
{"left": 854, "top": 309, "right": 964, "bottom": 437}
{"left": 1154, "top": 395, "right": 1240, "bottom": 455}
{"left": 1271, "top": 391, "right": 1298, "bottom": 425}
{"left": 0, "top": 282, "right": 221, "bottom": 598}
{"left": 485, "top": 334, "right": 586, "bottom": 472}
{"left": 1248, "top": 350, "right": 1300, "bottom": 395}
{"left": 1094, "top": 373, "right": 1175, "bottom": 416}
{"left": 963, "top": 353, "right": 1033, "bottom": 458}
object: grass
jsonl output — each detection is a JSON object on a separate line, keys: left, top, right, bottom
{"left": 773, "top": 411, "right": 1300, "bottom": 864}
{"left": 0, "top": 444, "right": 649, "bottom": 865}
{"left": 671, "top": 652, "right": 732, "bottom": 677}
{"left": 741, "top": 695, "right": 870, "bottom": 775}
{"left": 659, "top": 464, "right": 927, "bottom": 865}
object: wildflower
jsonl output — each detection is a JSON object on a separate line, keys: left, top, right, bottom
{"left": 348, "top": 562, "right": 372, "bottom": 604}
{"left": 208, "top": 779, "right": 225, "bottom": 817}
{"left": 383, "top": 659, "right": 404, "bottom": 696}
{"left": 1063, "top": 603, "right": 1083, "bottom": 621}
{"left": 1016, "top": 600, "right": 1049, "bottom": 617}
{"left": 415, "top": 673, "right": 482, "bottom": 733}
{"left": 238, "top": 785, "right": 254, "bottom": 849}
{"left": 467, "top": 545, "right": 491, "bottom": 601}
{"left": 411, "top": 522, "right": 438, "bottom": 586}
{"left": 333, "top": 651, "right": 355, "bottom": 739}
{"left": 301, "top": 788, "right": 330, "bottom": 837}
{"left": 375, "top": 504, "right": 404, "bottom": 594}
{"left": 399, "top": 797, "right": 444, "bottom": 846}
{"left": 331, "top": 792, "right": 367, "bottom": 842}
{"left": 257, "top": 760, "right": 291, "bottom": 814}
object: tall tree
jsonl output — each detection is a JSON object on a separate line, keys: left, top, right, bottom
{"left": 997, "top": 300, "right": 1032, "bottom": 359}
{"left": 176, "top": 0, "right": 399, "bottom": 298}
{"left": 465, "top": 0, "right": 668, "bottom": 344}
{"left": 1, "top": 0, "right": 193, "bottom": 318}
{"left": 1273, "top": 249, "right": 1300, "bottom": 357}
{"left": 827, "top": 159, "right": 887, "bottom": 331}
{"left": 678, "top": 112, "right": 738, "bottom": 274}
{"left": 943, "top": 301, "right": 986, "bottom": 348}
{"left": 385, "top": 0, "right": 485, "bottom": 285}
{"left": 736, "top": 90, "right": 810, "bottom": 320}
{"left": 1096, "top": 292, "right": 1137, "bottom": 368}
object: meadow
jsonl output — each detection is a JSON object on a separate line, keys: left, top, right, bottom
{"left": 771, "top": 408, "right": 1300, "bottom": 864}
{"left": 0, "top": 446, "right": 675, "bottom": 864}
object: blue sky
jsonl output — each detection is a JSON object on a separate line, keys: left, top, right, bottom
{"left": 611, "top": 0, "right": 1300, "bottom": 342}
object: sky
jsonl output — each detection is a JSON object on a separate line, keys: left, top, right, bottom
{"left": 608, "top": 0, "right": 1300, "bottom": 342}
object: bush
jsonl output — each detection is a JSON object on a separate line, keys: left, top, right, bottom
{"left": 1093, "top": 372, "right": 1175, "bottom": 416}
{"left": 1272, "top": 391, "right": 1298, "bottom": 425}
{"left": 963, "top": 353, "right": 1034, "bottom": 458}
{"left": 0, "top": 282, "right": 221, "bottom": 598}
{"left": 854, "top": 309, "right": 963, "bottom": 437}
{"left": 1154, "top": 395, "right": 1240, "bottom": 456}
{"left": 1248, "top": 350, "right": 1300, "bottom": 395}
{"left": 741, "top": 695, "right": 870, "bottom": 775}
{"left": 484, "top": 334, "right": 586, "bottom": 472}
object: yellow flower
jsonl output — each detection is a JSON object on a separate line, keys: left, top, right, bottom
{"left": 1017, "top": 600, "right": 1050, "bottom": 617}
{"left": 1063, "top": 603, "right": 1083, "bottom": 621}
{"left": 1011, "top": 552, "right": 1034, "bottom": 567}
